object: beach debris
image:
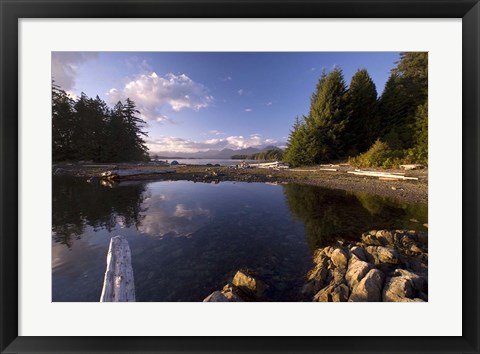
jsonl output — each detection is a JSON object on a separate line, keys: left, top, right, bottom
{"left": 100, "top": 169, "right": 175, "bottom": 179}
{"left": 101, "top": 170, "right": 120, "bottom": 179}
{"left": 248, "top": 161, "right": 289, "bottom": 169}
{"left": 400, "top": 164, "right": 425, "bottom": 170}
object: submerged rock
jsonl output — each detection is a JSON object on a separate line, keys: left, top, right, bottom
{"left": 232, "top": 270, "right": 268, "bottom": 298}
{"left": 203, "top": 270, "right": 268, "bottom": 302}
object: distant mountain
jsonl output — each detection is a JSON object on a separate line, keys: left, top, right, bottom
{"left": 151, "top": 145, "right": 285, "bottom": 159}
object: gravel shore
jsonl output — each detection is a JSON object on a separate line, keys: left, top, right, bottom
{"left": 54, "top": 163, "right": 428, "bottom": 205}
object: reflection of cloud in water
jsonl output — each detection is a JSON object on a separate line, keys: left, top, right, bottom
{"left": 174, "top": 204, "right": 210, "bottom": 220}
{"left": 138, "top": 193, "right": 212, "bottom": 238}
{"left": 143, "top": 193, "right": 167, "bottom": 204}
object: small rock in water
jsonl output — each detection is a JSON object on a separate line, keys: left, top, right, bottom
{"left": 232, "top": 270, "right": 268, "bottom": 298}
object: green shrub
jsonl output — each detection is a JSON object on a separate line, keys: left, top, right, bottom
{"left": 349, "top": 139, "right": 404, "bottom": 168}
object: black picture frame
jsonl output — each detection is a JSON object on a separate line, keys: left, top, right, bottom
{"left": 1, "top": 1, "right": 479, "bottom": 353}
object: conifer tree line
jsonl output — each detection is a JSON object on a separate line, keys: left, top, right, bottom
{"left": 52, "top": 82, "right": 149, "bottom": 162}
{"left": 283, "top": 52, "right": 428, "bottom": 168}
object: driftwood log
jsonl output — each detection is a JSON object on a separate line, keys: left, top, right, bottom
{"left": 100, "top": 235, "right": 136, "bottom": 302}
{"left": 347, "top": 170, "right": 418, "bottom": 180}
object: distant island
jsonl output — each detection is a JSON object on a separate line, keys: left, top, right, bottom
{"left": 150, "top": 145, "right": 284, "bottom": 160}
{"left": 231, "top": 147, "right": 284, "bottom": 161}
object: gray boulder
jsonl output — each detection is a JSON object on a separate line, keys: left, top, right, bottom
{"left": 383, "top": 276, "right": 415, "bottom": 302}
{"left": 331, "top": 248, "right": 348, "bottom": 269}
{"left": 349, "top": 269, "right": 385, "bottom": 302}
{"left": 314, "top": 283, "right": 349, "bottom": 302}
{"left": 345, "top": 255, "right": 372, "bottom": 289}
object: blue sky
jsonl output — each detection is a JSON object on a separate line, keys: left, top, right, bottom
{"left": 52, "top": 52, "right": 400, "bottom": 153}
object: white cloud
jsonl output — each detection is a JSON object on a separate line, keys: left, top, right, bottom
{"left": 221, "top": 76, "right": 232, "bottom": 81}
{"left": 106, "top": 72, "right": 214, "bottom": 122}
{"left": 237, "top": 89, "right": 244, "bottom": 95}
{"left": 146, "top": 134, "right": 279, "bottom": 153}
{"left": 244, "top": 108, "right": 252, "bottom": 112}
{"left": 266, "top": 101, "right": 273, "bottom": 106}
{"left": 51, "top": 52, "right": 98, "bottom": 91}
{"left": 156, "top": 114, "right": 170, "bottom": 123}
{"left": 208, "top": 130, "right": 224, "bottom": 136}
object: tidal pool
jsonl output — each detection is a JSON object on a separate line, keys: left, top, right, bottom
{"left": 52, "top": 177, "right": 427, "bottom": 302}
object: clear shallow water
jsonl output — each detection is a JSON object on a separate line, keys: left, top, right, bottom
{"left": 52, "top": 177, "right": 427, "bottom": 302}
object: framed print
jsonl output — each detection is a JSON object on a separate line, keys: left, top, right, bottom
{"left": 1, "top": 0, "right": 479, "bottom": 353}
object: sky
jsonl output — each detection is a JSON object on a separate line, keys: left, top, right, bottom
{"left": 52, "top": 52, "right": 400, "bottom": 154}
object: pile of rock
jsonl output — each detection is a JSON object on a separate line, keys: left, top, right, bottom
{"left": 303, "top": 230, "right": 428, "bottom": 302}
{"left": 203, "top": 270, "right": 268, "bottom": 302}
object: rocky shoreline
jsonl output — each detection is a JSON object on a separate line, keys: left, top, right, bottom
{"left": 204, "top": 229, "right": 428, "bottom": 302}
{"left": 54, "top": 163, "right": 428, "bottom": 204}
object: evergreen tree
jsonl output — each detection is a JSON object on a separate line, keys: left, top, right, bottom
{"left": 52, "top": 83, "right": 149, "bottom": 162}
{"left": 378, "top": 73, "right": 405, "bottom": 137}
{"left": 343, "top": 69, "right": 378, "bottom": 155}
{"left": 378, "top": 52, "right": 428, "bottom": 148}
{"left": 305, "top": 67, "right": 348, "bottom": 162}
{"left": 407, "top": 102, "right": 428, "bottom": 164}
{"left": 283, "top": 116, "right": 310, "bottom": 167}
{"left": 71, "top": 93, "right": 109, "bottom": 160}
{"left": 52, "top": 82, "right": 75, "bottom": 161}
{"left": 121, "top": 98, "right": 149, "bottom": 161}
{"left": 283, "top": 53, "right": 428, "bottom": 168}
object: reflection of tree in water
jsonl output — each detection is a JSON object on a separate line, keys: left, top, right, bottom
{"left": 52, "top": 176, "right": 148, "bottom": 247}
{"left": 283, "top": 184, "right": 427, "bottom": 250}
{"left": 354, "top": 191, "right": 428, "bottom": 223}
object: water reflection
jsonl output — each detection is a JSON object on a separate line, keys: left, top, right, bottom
{"left": 52, "top": 176, "right": 147, "bottom": 247}
{"left": 283, "top": 184, "right": 427, "bottom": 250}
{"left": 52, "top": 178, "right": 427, "bottom": 302}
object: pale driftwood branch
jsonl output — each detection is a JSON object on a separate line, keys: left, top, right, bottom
{"left": 347, "top": 171, "right": 418, "bottom": 180}
{"left": 288, "top": 168, "right": 337, "bottom": 172}
{"left": 100, "top": 236, "right": 136, "bottom": 302}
